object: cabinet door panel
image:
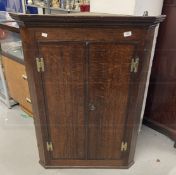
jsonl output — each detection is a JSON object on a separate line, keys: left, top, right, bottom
{"left": 88, "top": 43, "right": 135, "bottom": 160}
{"left": 39, "top": 42, "right": 86, "bottom": 160}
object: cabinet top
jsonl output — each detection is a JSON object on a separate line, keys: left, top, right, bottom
{"left": 10, "top": 13, "right": 165, "bottom": 28}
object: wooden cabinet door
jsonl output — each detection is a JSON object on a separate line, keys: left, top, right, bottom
{"left": 38, "top": 41, "right": 139, "bottom": 163}
{"left": 87, "top": 42, "right": 136, "bottom": 160}
{"left": 38, "top": 42, "right": 86, "bottom": 160}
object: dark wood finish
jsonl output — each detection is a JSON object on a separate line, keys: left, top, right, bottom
{"left": 87, "top": 43, "right": 135, "bottom": 160}
{"left": 34, "top": 28, "right": 146, "bottom": 42}
{"left": 10, "top": 13, "right": 164, "bottom": 168}
{"left": 164, "top": 0, "right": 176, "bottom": 5}
{"left": 20, "top": 27, "right": 48, "bottom": 165}
{"left": 10, "top": 13, "right": 165, "bottom": 27}
{"left": 39, "top": 42, "right": 86, "bottom": 159}
{"left": 144, "top": 0, "right": 176, "bottom": 147}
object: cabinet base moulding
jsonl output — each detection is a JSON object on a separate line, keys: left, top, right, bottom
{"left": 10, "top": 13, "right": 165, "bottom": 169}
{"left": 39, "top": 160, "right": 135, "bottom": 169}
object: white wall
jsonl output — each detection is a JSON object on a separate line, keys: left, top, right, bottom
{"left": 91, "top": 0, "right": 163, "bottom": 16}
{"left": 134, "top": 0, "right": 164, "bottom": 16}
{"left": 90, "top": 0, "right": 164, "bottom": 131}
{"left": 90, "top": 0, "right": 136, "bottom": 15}
{"left": 135, "top": 0, "right": 164, "bottom": 131}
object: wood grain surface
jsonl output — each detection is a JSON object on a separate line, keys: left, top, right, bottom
{"left": 12, "top": 14, "right": 164, "bottom": 168}
{"left": 144, "top": 0, "right": 176, "bottom": 146}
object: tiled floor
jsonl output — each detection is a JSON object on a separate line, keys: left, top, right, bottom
{"left": 0, "top": 101, "right": 176, "bottom": 175}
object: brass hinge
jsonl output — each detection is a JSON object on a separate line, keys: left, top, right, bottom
{"left": 36, "top": 57, "right": 45, "bottom": 72}
{"left": 131, "top": 57, "right": 139, "bottom": 73}
{"left": 46, "top": 142, "right": 53, "bottom": 152}
{"left": 121, "top": 141, "right": 128, "bottom": 152}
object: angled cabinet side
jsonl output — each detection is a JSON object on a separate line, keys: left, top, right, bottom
{"left": 11, "top": 13, "right": 165, "bottom": 168}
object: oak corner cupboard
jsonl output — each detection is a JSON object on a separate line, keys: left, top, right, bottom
{"left": 10, "top": 13, "right": 165, "bottom": 169}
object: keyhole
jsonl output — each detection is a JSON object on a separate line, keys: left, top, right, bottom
{"left": 89, "top": 103, "right": 96, "bottom": 111}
